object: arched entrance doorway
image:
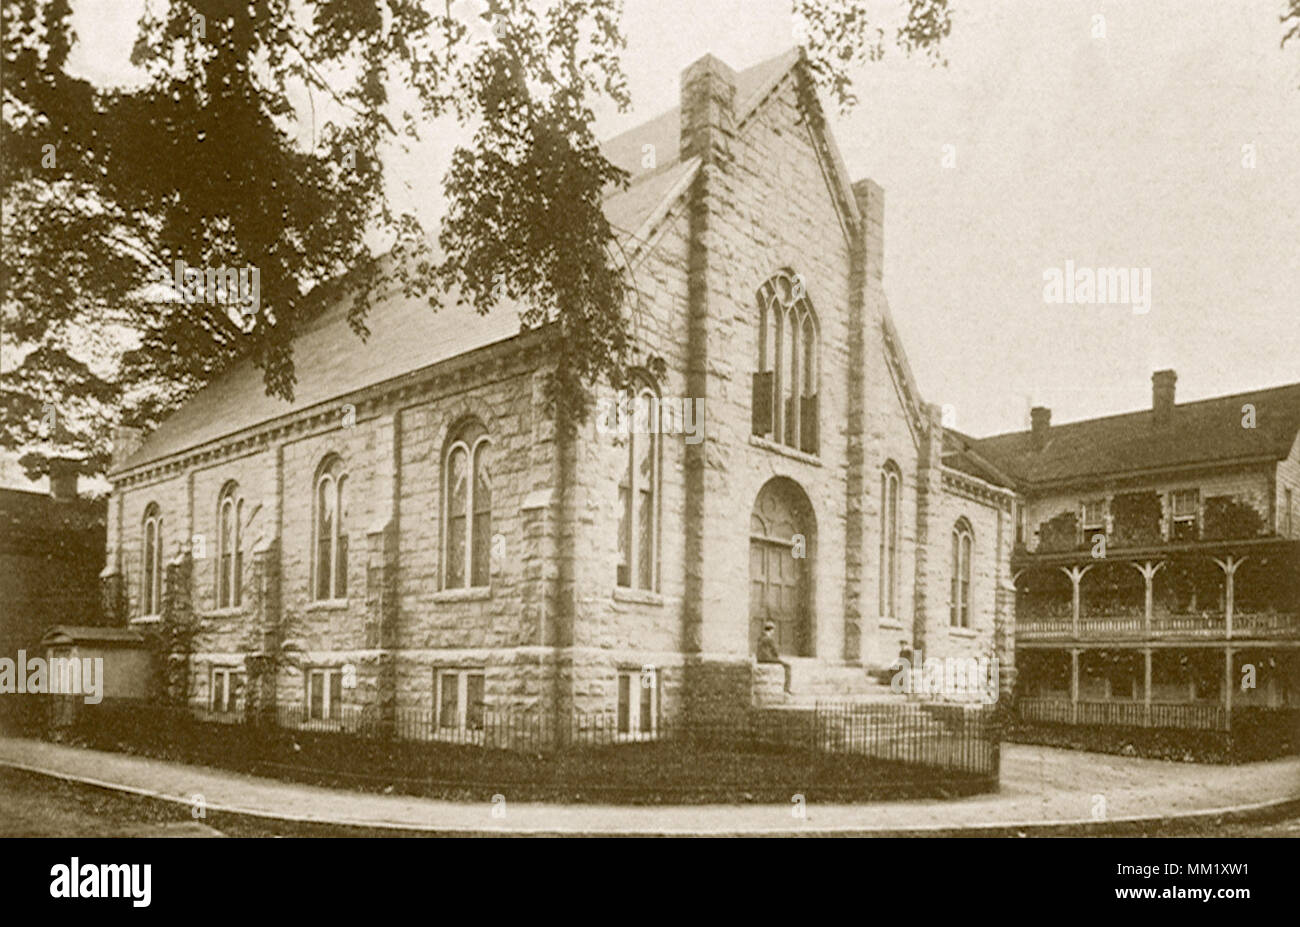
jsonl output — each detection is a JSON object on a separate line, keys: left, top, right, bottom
{"left": 749, "top": 477, "right": 815, "bottom": 657}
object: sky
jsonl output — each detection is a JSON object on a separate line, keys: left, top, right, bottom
{"left": 61, "top": 0, "right": 1300, "bottom": 438}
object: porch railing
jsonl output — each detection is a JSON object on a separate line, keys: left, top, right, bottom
{"left": 1018, "top": 611, "right": 1300, "bottom": 641}
{"left": 1017, "top": 697, "right": 1227, "bottom": 730}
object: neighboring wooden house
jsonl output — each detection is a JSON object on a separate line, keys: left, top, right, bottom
{"left": 959, "top": 372, "right": 1300, "bottom": 728}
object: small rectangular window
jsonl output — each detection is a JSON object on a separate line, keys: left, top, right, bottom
{"left": 435, "top": 669, "right": 486, "bottom": 733}
{"left": 210, "top": 666, "right": 245, "bottom": 714}
{"left": 1170, "top": 489, "right": 1199, "bottom": 541}
{"left": 307, "top": 668, "right": 341, "bottom": 721}
{"left": 616, "top": 668, "right": 657, "bottom": 740}
{"left": 1081, "top": 499, "right": 1106, "bottom": 536}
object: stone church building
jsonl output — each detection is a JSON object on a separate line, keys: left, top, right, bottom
{"left": 102, "top": 50, "right": 1016, "bottom": 734}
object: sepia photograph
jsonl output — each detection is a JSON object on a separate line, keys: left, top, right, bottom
{"left": 0, "top": 0, "right": 1296, "bottom": 907}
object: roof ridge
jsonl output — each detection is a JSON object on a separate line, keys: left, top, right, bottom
{"left": 113, "top": 49, "right": 816, "bottom": 476}
{"left": 977, "top": 379, "right": 1300, "bottom": 441}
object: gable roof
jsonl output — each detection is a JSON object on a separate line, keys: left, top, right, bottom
{"left": 599, "top": 47, "right": 801, "bottom": 189}
{"left": 968, "top": 381, "right": 1300, "bottom": 489}
{"left": 116, "top": 50, "right": 809, "bottom": 476}
{"left": 942, "top": 431, "right": 1018, "bottom": 488}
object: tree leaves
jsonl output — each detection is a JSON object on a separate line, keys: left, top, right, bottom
{"left": 2, "top": 0, "right": 961, "bottom": 478}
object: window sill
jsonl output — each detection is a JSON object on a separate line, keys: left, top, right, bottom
{"left": 305, "top": 599, "right": 350, "bottom": 612}
{"left": 130, "top": 615, "right": 162, "bottom": 626}
{"left": 200, "top": 607, "right": 247, "bottom": 620}
{"left": 613, "top": 586, "right": 664, "bottom": 606}
{"left": 877, "top": 619, "right": 905, "bottom": 631}
{"left": 749, "top": 435, "right": 821, "bottom": 465}
{"left": 432, "top": 586, "right": 492, "bottom": 603}
{"left": 947, "top": 627, "right": 977, "bottom": 638}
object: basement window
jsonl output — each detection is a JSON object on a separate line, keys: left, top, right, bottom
{"left": 210, "top": 666, "right": 245, "bottom": 715}
{"left": 616, "top": 668, "right": 658, "bottom": 740}
{"left": 306, "top": 667, "right": 343, "bottom": 722}
{"left": 436, "top": 669, "right": 485, "bottom": 734}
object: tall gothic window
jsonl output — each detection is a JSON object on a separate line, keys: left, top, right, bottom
{"left": 312, "top": 456, "right": 348, "bottom": 601}
{"left": 752, "top": 270, "right": 819, "bottom": 454}
{"left": 879, "top": 463, "right": 900, "bottom": 619}
{"left": 142, "top": 503, "right": 162, "bottom": 616}
{"left": 443, "top": 420, "right": 492, "bottom": 589}
{"left": 616, "top": 380, "right": 660, "bottom": 591}
{"left": 950, "top": 518, "right": 973, "bottom": 628}
{"left": 217, "top": 482, "right": 243, "bottom": 609}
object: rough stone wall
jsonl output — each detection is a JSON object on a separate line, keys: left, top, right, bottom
{"left": 111, "top": 346, "right": 553, "bottom": 717}
{"left": 115, "top": 471, "right": 188, "bottom": 619}
{"left": 565, "top": 58, "right": 868, "bottom": 718}
{"left": 393, "top": 368, "right": 541, "bottom": 651}
{"left": 188, "top": 445, "right": 277, "bottom": 659}
{"left": 854, "top": 183, "right": 927, "bottom": 670}
{"left": 105, "top": 53, "right": 1019, "bottom": 725}
{"left": 927, "top": 473, "right": 1016, "bottom": 699}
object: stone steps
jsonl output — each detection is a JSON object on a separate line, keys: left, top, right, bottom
{"left": 787, "top": 658, "right": 903, "bottom": 699}
{"left": 753, "top": 658, "right": 908, "bottom": 708}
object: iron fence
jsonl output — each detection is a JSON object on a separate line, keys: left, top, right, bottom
{"left": 30, "top": 695, "right": 1002, "bottom": 802}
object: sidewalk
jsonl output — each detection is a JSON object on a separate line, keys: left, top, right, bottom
{"left": 1, "top": 736, "right": 1297, "bottom": 835}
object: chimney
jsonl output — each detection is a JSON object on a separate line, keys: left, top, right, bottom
{"left": 1030, "top": 406, "right": 1051, "bottom": 450}
{"left": 679, "top": 53, "right": 736, "bottom": 164}
{"left": 48, "top": 457, "right": 78, "bottom": 502}
{"left": 111, "top": 424, "right": 145, "bottom": 471}
{"left": 1152, "top": 369, "right": 1177, "bottom": 425}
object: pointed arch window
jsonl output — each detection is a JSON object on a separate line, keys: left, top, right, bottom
{"left": 142, "top": 503, "right": 163, "bottom": 617}
{"left": 753, "top": 270, "right": 819, "bottom": 454}
{"left": 217, "top": 482, "right": 244, "bottom": 609}
{"left": 951, "top": 519, "right": 974, "bottom": 628}
{"left": 616, "top": 379, "right": 660, "bottom": 591}
{"left": 312, "top": 457, "right": 348, "bottom": 601}
{"left": 443, "top": 420, "right": 492, "bottom": 590}
{"left": 879, "top": 463, "right": 901, "bottom": 619}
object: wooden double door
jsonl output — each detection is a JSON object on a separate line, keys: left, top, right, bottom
{"left": 749, "top": 478, "right": 813, "bottom": 657}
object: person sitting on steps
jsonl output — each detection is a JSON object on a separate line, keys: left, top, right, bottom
{"left": 757, "top": 621, "right": 793, "bottom": 694}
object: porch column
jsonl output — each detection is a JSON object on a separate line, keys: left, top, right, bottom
{"left": 1223, "top": 646, "right": 1234, "bottom": 732}
{"left": 1143, "top": 648, "right": 1152, "bottom": 728}
{"left": 1070, "top": 648, "right": 1080, "bottom": 724}
{"left": 1129, "top": 561, "right": 1164, "bottom": 637}
{"left": 1213, "top": 556, "right": 1245, "bottom": 639}
{"left": 1061, "top": 564, "right": 1093, "bottom": 639}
